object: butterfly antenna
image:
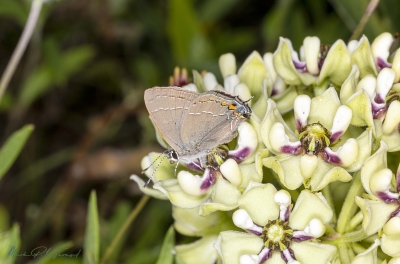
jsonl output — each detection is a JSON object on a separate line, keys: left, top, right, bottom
{"left": 174, "top": 160, "right": 180, "bottom": 177}
{"left": 142, "top": 150, "right": 169, "bottom": 188}
{"left": 141, "top": 150, "right": 169, "bottom": 174}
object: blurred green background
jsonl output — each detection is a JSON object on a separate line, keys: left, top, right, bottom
{"left": 0, "top": 0, "right": 399, "bottom": 263}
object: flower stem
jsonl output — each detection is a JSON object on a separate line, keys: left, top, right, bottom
{"left": 349, "top": 211, "right": 363, "bottom": 230}
{"left": 0, "top": 0, "right": 44, "bottom": 103}
{"left": 101, "top": 195, "right": 150, "bottom": 264}
{"left": 322, "top": 185, "right": 337, "bottom": 223}
{"left": 337, "top": 171, "right": 363, "bottom": 234}
{"left": 349, "top": 0, "right": 380, "bottom": 41}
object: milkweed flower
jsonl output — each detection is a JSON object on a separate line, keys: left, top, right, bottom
{"left": 273, "top": 36, "right": 352, "bottom": 88}
{"left": 356, "top": 141, "right": 400, "bottom": 257}
{"left": 214, "top": 182, "right": 336, "bottom": 263}
{"left": 261, "top": 87, "right": 371, "bottom": 191}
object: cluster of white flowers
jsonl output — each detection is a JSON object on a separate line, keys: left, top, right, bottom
{"left": 132, "top": 32, "right": 400, "bottom": 264}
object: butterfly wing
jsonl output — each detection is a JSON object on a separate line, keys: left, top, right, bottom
{"left": 144, "top": 87, "right": 199, "bottom": 154}
{"left": 179, "top": 90, "right": 245, "bottom": 157}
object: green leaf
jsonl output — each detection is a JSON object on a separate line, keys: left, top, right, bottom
{"left": 0, "top": 204, "right": 10, "bottom": 232}
{"left": 0, "top": 224, "right": 21, "bottom": 264}
{"left": 83, "top": 191, "right": 100, "bottom": 264}
{"left": 0, "top": 0, "right": 28, "bottom": 25}
{"left": 167, "top": 0, "right": 200, "bottom": 63}
{"left": 18, "top": 65, "right": 52, "bottom": 108}
{"left": 198, "top": 0, "right": 240, "bottom": 23}
{"left": 155, "top": 226, "right": 175, "bottom": 264}
{"left": 29, "top": 242, "right": 74, "bottom": 264}
{"left": 62, "top": 45, "right": 95, "bottom": 77}
{"left": 0, "top": 125, "right": 34, "bottom": 180}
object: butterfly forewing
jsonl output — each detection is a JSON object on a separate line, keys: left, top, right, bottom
{"left": 144, "top": 87, "right": 199, "bottom": 154}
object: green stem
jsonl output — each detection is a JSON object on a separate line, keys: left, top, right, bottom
{"left": 101, "top": 195, "right": 150, "bottom": 264}
{"left": 338, "top": 242, "right": 351, "bottom": 264}
{"left": 349, "top": 211, "right": 363, "bottom": 230}
{"left": 0, "top": 0, "right": 43, "bottom": 103}
{"left": 349, "top": 0, "right": 380, "bottom": 41}
{"left": 337, "top": 171, "right": 363, "bottom": 233}
{"left": 341, "top": 229, "right": 368, "bottom": 243}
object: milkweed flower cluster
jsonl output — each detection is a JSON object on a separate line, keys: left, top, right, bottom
{"left": 132, "top": 32, "right": 400, "bottom": 264}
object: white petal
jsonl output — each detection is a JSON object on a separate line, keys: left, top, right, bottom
{"left": 304, "top": 218, "right": 326, "bottom": 238}
{"left": 203, "top": 72, "right": 218, "bottom": 91}
{"left": 372, "top": 32, "right": 393, "bottom": 66}
{"left": 263, "top": 52, "right": 277, "bottom": 83}
{"left": 232, "top": 209, "right": 258, "bottom": 230}
{"left": 177, "top": 171, "right": 206, "bottom": 196}
{"left": 383, "top": 216, "right": 400, "bottom": 236}
{"left": 234, "top": 83, "right": 252, "bottom": 101}
{"left": 370, "top": 168, "right": 393, "bottom": 194}
{"left": 220, "top": 159, "right": 242, "bottom": 187}
{"left": 347, "top": 39, "right": 359, "bottom": 54}
{"left": 329, "top": 138, "right": 359, "bottom": 167}
{"left": 294, "top": 94, "right": 311, "bottom": 130}
{"left": 304, "top": 36, "right": 321, "bottom": 75}
{"left": 224, "top": 74, "right": 240, "bottom": 94}
{"left": 274, "top": 190, "right": 291, "bottom": 206}
{"left": 383, "top": 101, "right": 400, "bottom": 134}
{"left": 269, "top": 122, "right": 302, "bottom": 154}
{"left": 300, "top": 154, "right": 318, "bottom": 180}
{"left": 376, "top": 68, "right": 395, "bottom": 99}
{"left": 182, "top": 83, "right": 198, "bottom": 92}
{"left": 356, "top": 75, "right": 377, "bottom": 100}
{"left": 330, "top": 105, "right": 352, "bottom": 142}
{"left": 239, "top": 254, "right": 260, "bottom": 264}
{"left": 219, "top": 53, "right": 237, "bottom": 78}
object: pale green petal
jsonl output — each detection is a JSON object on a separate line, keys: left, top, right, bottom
{"left": 319, "top": 39, "right": 352, "bottom": 86}
{"left": 215, "top": 231, "right": 263, "bottom": 264}
{"left": 260, "top": 100, "right": 297, "bottom": 155}
{"left": 273, "top": 86, "right": 299, "bottom": 114}
{"left": 340, "top": 64, "right": 360, "bottom": 104}
{"left": 175, "top": 236, "right": 218, "bottom": 264}
{"left": 351, "top": 239, "right": 380, "bottom": 264}
{"left": 308, "top": 87, "right": 341, "bottom": 130}
{"left": 193, "top": 70, "right": 207, "bottom": 93}
{"left": 346, "top": 128, "right": 373, "bottom": 172}
{"left": 130, "top": 175, "right": 168, "bottom": 200}
{"left": 239, "top": 182, "right": 280, "bottom": 225}
{"left": 239, "top": 147, "right": 270, "bottom": 190}
{"left": 153, "top": 179, "right": 209, "bottom": 208}
{"left": 309, "top": 158, "right": 352, "bottom": 192}
{"left": 381, "top": 233, "right": 400, "bottom": 257}
{"left": 173, "top": 207, "right": 233, "bottom": 237}
{"left": 381, "top": 128, "right": 400, "bottom": 152}
{"left": 351, "top": 35, "right": 378, "bottom": 78}
{"left": 273, "top": 38, "right": 303, "bottom": 85}
{"left": 237, "top": 51, "right": 267, "bottom": 98}
{"left": 360, "top": 141, "right": 388, "bottom": 197}
{"left": 200, "top": 179, "right": 241, "bottom": 216}
{"left": 355, "top": 196, "right": 398, "bottom": 236}
{"left": 263, "top": 155, "right": 304, "bottom": 190}
{"left": 346, "top": 90, "right": 375, "bottom": 130}
{"left": 291, "top": 241, "right": 337, "bottom": 264}
{"left": 252, "top": 80, "right": 269, "bottom": 119}
{"left": 289, "top": 190, "right": 333, "bottom": 230}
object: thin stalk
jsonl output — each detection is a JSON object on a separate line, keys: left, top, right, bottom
{"left": 0, "top": 0, "right": 44, "bottom": 103}
{"left": 349, "top": 211, "right": 363, "bottom": 230}
{"left": 101, "top": 195, "right": 150, "bottom": 264}
{"left": 337, "top": 171, "right": 363, "bottom": 233}
{"left": 349, "top": 0, "right": 380, "bottom": 41}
